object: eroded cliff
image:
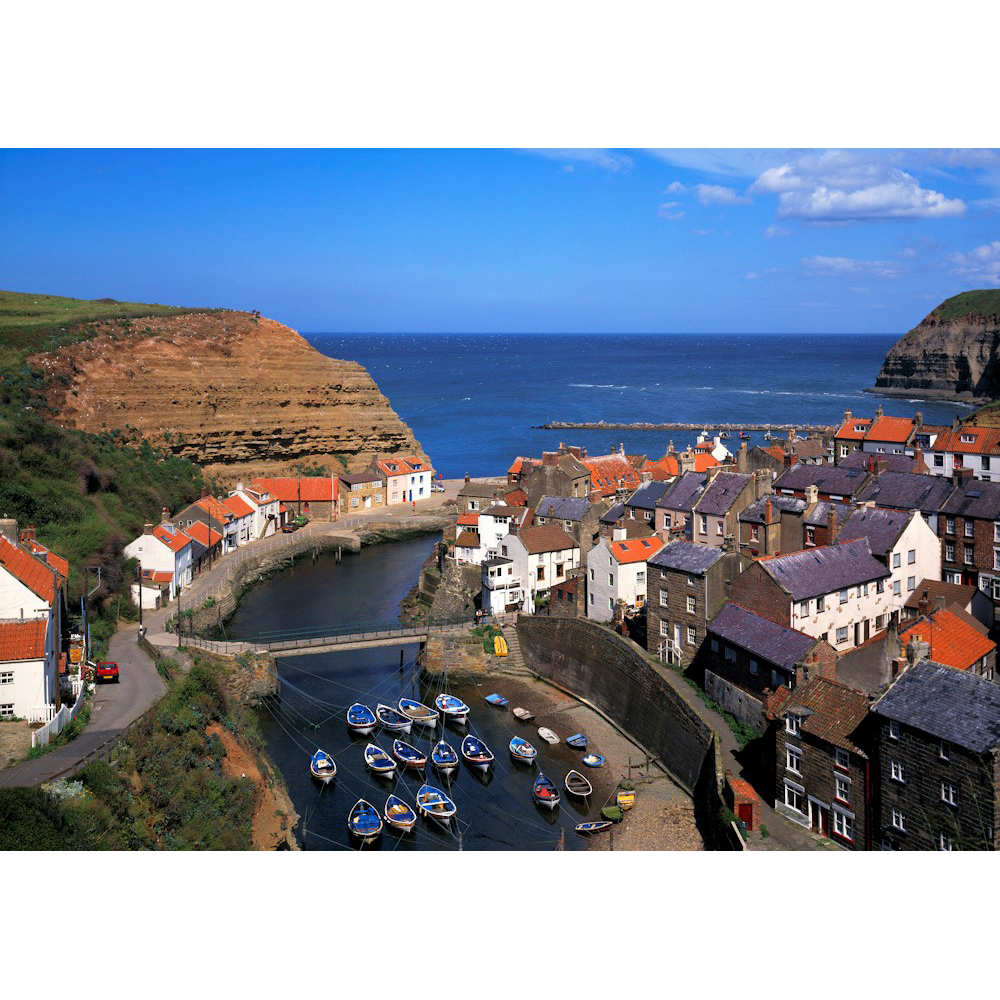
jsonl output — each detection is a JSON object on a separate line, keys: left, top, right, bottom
{"left": 30, "top": 310, "right": 428, "bottom": 483}
{"left": 872, "top": 290, "right": 1000, "bottom": 403}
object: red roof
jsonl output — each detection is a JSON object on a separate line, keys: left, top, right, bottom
{"left": 0, "top": 618, "right": 47, "bottom": 661}
{"left": 375, "top": 458, "right": 413, "bottom": 477}
{"left": 252, "top": 477, "right": 335, "bottom": 503}
{"left": 457, "top": 512, "right": 480, "bottom": 526}
{"left": 508, "top": 457, "right": 528, "bottom": 475}
{"left": 834, "top": 417, "right": 873, "bottom": 441}
{"left": 504, "top": 488, "right": 528, "bottom": 507}
{"left": 236, "top": 488, "right": 271, "bottom": 508}
{"left": 649, "top": 453, "right": 721, "bottom": 479}
{"left": 402, "top": 456, "right": 430, "bottom": 472}
{"left": 224, "top": 495, "right": 255, "bottom": 518}
{"left": 183, "top": 522, "right": 222, "bottom": 548}
{"left": 932, "top": 427, "right": 1000, "bottom": 456}
{"left": 152, "top": 524, "right": 192, "bottom": 553}
{"left": 899, "top": 609, "right": 996, "bottom": 672}
{"left": 22, "top": 539, "right": 69, "bottom": 580}
{"left": 143, "top": 570, "right": 174, "bottom": 584}
{"left": 195, "top": 496, "right": 234, "bottom": 523}
{"left": 0, "top": 535, "right": 57, "bottom": 604}
{"left": 727, "top": 775, "right": 761, "bottom": 803}
{"left": 865, "top": 416, "right": 915, "bottom": 444}
{"left": 610, "top": 536, "right": 664, "bottom": 564}
{"left": 761, "top": 444, "right": 787, "bottom": 462}
{"left": 583, "top": 454, "right": 642, "bottom": 495}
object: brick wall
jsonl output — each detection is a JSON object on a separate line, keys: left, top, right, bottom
{"left": 726, "top": 562, "right": 791, "bottom": 627}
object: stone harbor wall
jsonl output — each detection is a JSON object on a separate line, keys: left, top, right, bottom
{"left": 428, "top": 559, "right": 482, "bottom": 621}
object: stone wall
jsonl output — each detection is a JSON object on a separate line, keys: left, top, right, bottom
{"left": 704, "top": 669, "right": 768, "bottom": 732}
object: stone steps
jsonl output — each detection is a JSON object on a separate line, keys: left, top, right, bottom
{"left": 500, "top": 624, "right": 534, "bottom": 677}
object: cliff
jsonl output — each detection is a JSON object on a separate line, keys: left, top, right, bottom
{"left": 872, "top": 290, "right": 1000, "bottom": 403}
{"left": 29, "top": 310, "right": 428, "bottom": 483}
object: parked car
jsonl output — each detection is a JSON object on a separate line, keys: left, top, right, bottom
{"left": 95, "top": 660, "right": 120, "bottom": 683}
{"left": 281, "top": 522, "right": 298, "bottom": 533}
{"left": 431, "top": 482, "right": 445, "bottom": 493}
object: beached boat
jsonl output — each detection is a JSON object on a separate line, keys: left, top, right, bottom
{"left": 346, "top": 702, "right": 377, "bottom": 735}
{"left": 435, "top": 693, "right": 470, "bottom": 724}
{"left": 617, "top": 788, "right": 636, "bottom": 811}
{"left": 376, "top": 703, "right": 412, "bottom": 734}
{"left": 532, "top": 772, "right": 560, "bottom": 810}
{"left": 484, "top": 693, "right": 509, "bottom": 708}
{"left": 416, "top": 783, "right": 457, "bottom": 824}
{"left": 364, "top": 743, "right": 397, "bottom": 777}
{"left": 581, "top": 753, "right": 605, "bottom": 768}
{"left": 398, "top": 697, "right": 439, "bottom": 727}
{"left": 431, "top": 738, "right": 459, "bottom": 773}
{"left": 392, "top": 738, "right": 427, "bottom": 770}
{"left": 309, "top": 749, "right": 337, "bottom": 784}
{"left": 512, "top": 707, "right": 534, "bottom": 722}
{"left": 576, "top": 820, "right": 613, "bottom": 834}
{"left": 461, "top": 734, "right": 495, "bottom": 771}
{"left": 565, "top": 769, "right": 593, "bottom": 798}
{"left": 565, "top": 733, "right": 588, "bottom": 750}
{"left": 601, "top": 805, "right": 624, "bottom": 822}
{"left": 537, "top": 727, "right": 559, "bottom": 744}
{"left": 384, "top": 794, "right": 417, "bottom": 833}
{"left": 348, "top": 799, "right": 383, "bottom": 843}
{"left": 509, "top": 736, "right": 537, "bottom": 764}
{"left": 493, "top": 634, "right": 508, "bottom": 657}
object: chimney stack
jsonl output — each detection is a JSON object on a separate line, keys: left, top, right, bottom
{"left": 828, "top": 506, "right": 839, "bottom": 543}
{"left": 464, "top": 473, "right": 471, "bottom": 484}
{"left": 914, "top": 411, "right": 923, "bottom": 429}
{"left": 918, "top": 589, "right": 930, "bottom": 619}
{"left": 805, "top": 484, "right": 819, "bottom": 507}
{"left": 161, "top": 507, "right": 171, "bottom": 524}
{"left": 589, "top": 488, "right": 602, "bottom": 503}
{"left": 789, "top": 427, "right": 797, "bottom": 442}
{"left": 143, "top": 521, "right": 154, "bottom": 535}
{"left": 613, "top": 526, "right": 626, "bottom": 542}
{"left": 765, "top": 497, "right": 773, "bottom": 525}
{"left": 0, "top": 518, "right": 19, "bottom": 544}
{"left": 843, "top": 409, "right": 853, "bottom": 423}
{"left": 875, "top": 405, "right": 883, "bottom": 419}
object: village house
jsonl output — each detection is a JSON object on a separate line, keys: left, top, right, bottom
{"left": 937, "top": 478, "right": 1000, "bottom": 602}
{"left": 581, "top": 448, "right": 642, "bottom": 501}
{"left": 534, "top": 496, "right": 602, "bottom": 559}
{"left": 229, "top": 483, "right": 281, "bottom": 540}
{"left": 0, "top": 522, "right": 67, "bottom": 722}
{"left": 123, "top": 515, "right": 193, "bottom": 600}
{"left": 520, "top": 451, "right": 593, "bottom": 505}
{"left": 902, "top": 578, "right": 994, "bottom": 630}
{"left": 689, "top": 470, "right": 761, "bottom": 549}
{"left": 873, "top": 661, "right": 1000, "bottom": 851}
{"left": 646, "top": 443, "right": 721, "bottom": 482}
{"left": 738, "top": 494, "right": 806, "bottom": 558}
{"left": 773, "top": 461, "right": 871, "bottom": 503}
{"left": 645, "top": 540, "right": 744, "bottom": 664}
{"left": 337, "top": 471, "right": 386, "bottom": 513}
{"left": 840, "top": 447, "right": 928, "bottom": 475}
{"left": 490, "top": 523, "right": 579, "bottom": 613}
{"left": 735, "top": 441, "right": 790, "bottom": 478}
{"left": 223, "top": 494, "right": 256, "bottom": 547}
{"left": 860, "top": 410, "right": 922, "bottom": 457}
{"left": 621, "top": 481, "right": 671, "bottom": 526}
{"left": 457, "top": 478, "right": 506, "bottom": 513}
{"left": 174, "top": 496, "right": 237, "bottom": 553}
{"left": 727, "top": 538, "right": 896, "bottom": 651}
{"left": 473, "top": 504, "right": 532, "bottom": 563}
{"left": 400, "top": 455, "right": 433, "bottom": 501}
{"left": 926, "top": 425, "right": 1000, "bottom": 482}
{"left": 784, "top": 430, "right": 831, "bottom": 466}
{"left": 774, "top": 675, "right": 872, "bottom": 849}
{"left": 655, "top": 471, "right": 709, "bottom": 538}
{"left": 480, "top": 556, "right": 526, "bottom": 615}
{"left": 182, "top": 521, "right": 223, "bottom": 577}
{"left": 251, "top": 476, "right": 339, "bottom": 519}
{"left": 897, "top": 606, "right": 996, "bottom": 681}
{"left": 453, "top": 510, "right": 483, "bottom": 564}
{"left": 854, "top": 470, "right": 955, "bottom": 529}
{"left": 833, "top": 411, "right": 874, "bottom": 465}
{"left": 585, "top": 531, "right": 664, "bottom": 622}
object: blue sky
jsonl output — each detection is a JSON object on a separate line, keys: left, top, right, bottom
{"left": 1, "top": 148, "right": 998, "bottom": 334}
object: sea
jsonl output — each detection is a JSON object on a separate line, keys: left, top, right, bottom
{"left": 306, "top": 332, "right": 973, "bottom": 479}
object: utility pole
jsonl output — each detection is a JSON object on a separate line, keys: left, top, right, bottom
{"left": 137, "top": 560, "right": 143, "bottom": 635}
{"left": 177, "top": 587, "right": 181, "bottom": 648}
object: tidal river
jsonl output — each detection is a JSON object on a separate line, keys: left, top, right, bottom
{"left": 226, "top": 534, "right": 595, "bottom": 851}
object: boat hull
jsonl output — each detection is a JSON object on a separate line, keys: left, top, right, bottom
{"left": 310, "top": 768, "right": 336, "bottom": 784}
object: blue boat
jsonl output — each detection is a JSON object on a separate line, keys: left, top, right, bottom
{"left": 364, "top": 743, "right": 397, "bottom": 777}
{"left": 581, "top": 753, "right": 605, "bottom": 768}
{"left": 416, "top": 783, "right": 457, "bottom": 824}
{"left": 484, "top": 693, "right": 509, "bottom": 708}
{"left": 346, "top": 702, "right": 376, "bottom": 735}
{"left": 376, "top": 702, "right": 412, "bottom": 734}
{"left": 532, "top": 772, "right": 560, "bottom": 810}
{"left": 435, "top": 693, "right": 470, "bottom": 723}
{"left": 309, "top": 749, "right": 337, "bottom": 784}
{"left": 461, "top": 734, "right": 494, "bottom": 771}
{"left": 566, "top": 733, "right": 588, "bottom": 750}
{"left": 392, "top": 738, "right": 427, "bottom": 769}
{"left": 575, "top": 821, "right": 612, "bottom": 834}
{"left": 509, "top": 736, "right": 537, "bottom": 764}
{"left": 348, "top": 798, "right": 383, "bottom": 843}
{"left": 431, "top": 739, "right": 459, "bottom": 773}
{"left": 384, "top": 794, "right": 417, "bottom": 833}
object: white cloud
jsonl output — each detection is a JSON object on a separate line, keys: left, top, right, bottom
{"left": 745, "top": 271, "right": 759, "bottom": 280}
{"left": 802, "top": 255, "right": 903, "bottom": 278}
{"left": 695, "top": 183, "right": 751, "bottom": 206}
{"left": 658, "top": 202, "right": 684, "bottom": 220}
{"left": 751, "top": 150, "right": 966, "bottom": 222}
{"left": 526, "top": 148, "right": 634, "bottom": 172}
{"left": 764, "top": 224, "right": 790, "bottom": 239}
{"left": 949, "top": 241, "right": 1000, "bottom": 286}
{"left": 664, "top": 181, "right": 686, "bottom": 194}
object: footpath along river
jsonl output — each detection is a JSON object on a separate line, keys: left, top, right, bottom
{"left": 226, "top": 534, "right": 615, "bottom": 851}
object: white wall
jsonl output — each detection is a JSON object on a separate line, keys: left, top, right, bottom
{"left": 789, "top": 576, "right": 898, "bottom": 651}
{"left": 885, "top": 513, "right": 941, "bottom": 602}
{"left": 0, "top": 655, "right": 51, "bottom": 720}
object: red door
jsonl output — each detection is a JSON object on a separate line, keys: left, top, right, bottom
{"left": 737, "top": 803, "right": 754, "bottom": 829}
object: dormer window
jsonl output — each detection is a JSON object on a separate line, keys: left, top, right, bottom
{"left": 961, "top": 434, "right": 975, "bottom": 444}
{"left": 786, "top": 714, "right": 801, "bottom": 736}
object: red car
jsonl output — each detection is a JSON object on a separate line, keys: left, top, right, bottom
{"left": 95, "top": 660, "right": 119, "bottom": 683}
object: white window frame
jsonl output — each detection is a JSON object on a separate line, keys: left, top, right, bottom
{"left": 833, "top": 810, "right": 854, "bottom": 842}
{"left": 686, "top": 595, "right": 696, "bottom": 614}
{"left": 891, "top": 809, "right": 906, "bottom": 832}
{"left": 889, "top": 720, "right": 899, "bottom": 740}
{"left": 834, "top": 775, "right": 850, "bottom": 805}
{"left": 890, "top": 759, "right": 905, "bottom": 784}
{"left": 785, "top": 714, "right": 801, "bottom": 736}
{"left": 686, "top": 626, "right": 696, "bottom": 645}
{"left": 941, "top": 781, "right": 958, "bottom": 807}
{"left": 786, "top": 746, "right": 802, "bottom": 776}
{"left": 834, "top": 747, "right": 850, "bottom": 770}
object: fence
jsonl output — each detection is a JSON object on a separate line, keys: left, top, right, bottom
{"left": 31, "top": 679, "right": 89, "bottom": 749}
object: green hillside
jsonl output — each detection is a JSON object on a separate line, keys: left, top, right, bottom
{"left": 928, "top": 289, "right": 1000, "bottom": 322}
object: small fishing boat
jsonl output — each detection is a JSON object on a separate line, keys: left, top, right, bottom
{"left": 763, "top": 430, "right": 772, "bottom": 441}
{"left": 435, "top": 693, "right": 470, "bottom": 724}
{"left": 537, "top": 727, "right": 559, "bottom": 745}
{"left": 581, "top": 753, "right": 605, "bottom": 768}
{"left": 576, "top": 820, "right": 613, "bottom": 834}
{"left": 346, "top": 702, "right": 377, "bottom": 735}
{"left": 617, "top": 788, "right": 636, "bottom": 811}
{"left": 484, "top": 693, "right": 509, "bottom": 708}
{"left": 348, "top": 799, "right": 382, "bottom": 843}
{"left": 565, "top": 733, "right": 588, "bottom": 750}
{"left": 532, "top": 772, "right": 560, "bottom": 810}
{"left": 509, "top": 736, "right": 537, "bottom": 764}
{"left": 461, "top": 734, "right": 495, "bottom": 771}
{"left": 740, "top": 431, "right": 750, "bottom": 440}
{"left": 364, "top": 743, "right": 397, "bottom": 777}
{"left": 416, "top": 783, "right": 457, "bottom": 824}
{"left": 565, "top": 769, "right": 593, "bottom": 798}
{"left": 431, "top": 738, "right": 460, "bottom": 773}
{"left": 309, "top": 749, "right": 337, "bottom": 784}
{"left": 718, "top": 430, "right": 731, "bottom": 440}
{"left": 512, "top": 707, "right": 535, "bottom": 723}
{"left": 398, "top": 697, "right": 439, "bottom": 727}
{"left": 602, "top": 805, "right": 624, "bottom": 822}
{"left": 376, "top": 703, "right": 412, "bottom": 734}
{"left": 384, "top": 794, "right": 417, "bottom": 833}
{"left": 392, "top": 738, "right": 427, "bottom": 770}
{"left": 493, "top": 634, "right": 508, "bottom": 657}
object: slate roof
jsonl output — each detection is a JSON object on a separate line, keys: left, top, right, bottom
{"left": 459, "top": 482, "right": 502, "bottom": 498}
{"left": 610, "top": 537, "right": 664, "bottom": 564}
{"left": 515, "top": 524, "right": 577, "bottom": 554}
{"left": 836, "top": 507, "right": 911, "bottom": 557}
{"left": 0, "top": 618, "right": 47, "bottom": 662}
{"left": 779, "top": 675, "right": 870, "bottom": 757}
{"left": 536, "top": 496, "right": 591, "bottom": 521}
{"left": 803, "top": 500, "right": 855, "bottom": 527}
{"left": 624, "top": 482, "right": 671, "bottom": 512}
{"left": 790, "top": 438, "right": 830, "bottom": 461}
{"left": 656, "top": 472, "right": 708, "bottom": 512}
{"left": 840, "top": 450, "right": 924, "bottom": 474}
{"left": 758, "top": 537, "right": 889, "bottom": 600}
{"left": 694, "top": 472, "right": 751, "bottom": 516}
{"left": 739, "top": 495, "right": 806, "bottom": 525}
{"left": 708, "top": 602, "right": 817, "bottom": 671}
{"left": 481, "top": 505, "right": 524, "bottom": 518}
{"left": 873, "top": 660, "right": 1000, "bottom": 753}
{"left": 773, "top": 463, "right": 868, "bottom": 497}
{"left": 482, "top": 557, "right": 512, "bottom": 567}
{"left": 600, "top": 502, "right": 625, "bottom": 525}
{"left": 898, "top": 610, "right": 996, "bottom": 671}
{"left": 648, "top": 540, "right": 724, "bottom": 575}
{"left": 940, "top": 480, "right": 1000, "bottom": 519}
{"left": 904, "top": 579, "right": 979, "bottom": 613}
{"left": 855, "top": 471, "right": 955, "bottom": 515}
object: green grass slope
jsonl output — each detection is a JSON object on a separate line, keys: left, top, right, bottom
{"left": 927, "top": 289, "right": 1000, "bottom": 323}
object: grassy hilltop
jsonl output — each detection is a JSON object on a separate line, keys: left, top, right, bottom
{"left": 926, "top": 289, "right": 1000, "bottom": 323}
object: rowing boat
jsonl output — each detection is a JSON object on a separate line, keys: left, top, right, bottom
{"left": 532, "top": 772, "right": 560, "bottom": 810}
{"left": 364, "top": 743, "right": 396, "bottom": 777}
{"left": 391, "top": 738, "right": 427, "bottom": 770}
{"left": 431, "top": 738, "right": 459, "bottom": 773}
{"left": 346, "top": 702, "right": 377, "bottom": 735}
{"left": 537, "top": 727, "right": 559, "bottom": 745}
{"left": 384, "top": 794, "right": 417, "bottom": 833}
{"left": 575, "top": 821, "right": 612, "bottom": 834}
{"left": 376, "top": 703, "right": 412, "bottom": 734}
{"left": 512, "top": 707, "right": 534, "bottom": 722}
{"left": 348, "top": 799, "right": 382, "bottom": 843}
{"left": 309, "top": 749, "right": 337, "bottom": 784}
{"left": 416, "top": 783, "right": 457, "bottom": 823}
{"left": 509, "top": 736, "right": 537, "bottom": 764}
{"left": 565, "top": 769, "right": 593, "bottom": 798}
{"left": 398, "top": 697, "right": 439, "bottom": 727}
{"left": 461, "top": 734, "right": 495, "bottom": 771}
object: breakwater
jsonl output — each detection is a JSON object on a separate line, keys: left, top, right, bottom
{"left": 535, "top": 420, "right": 835, "bottom": 434}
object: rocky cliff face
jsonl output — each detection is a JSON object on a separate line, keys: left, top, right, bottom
{"left": 30, "top": 311, "right": 428, "bottom": 483}
{"left": 873, "top": 291, "right": 1000, "bottom": 403}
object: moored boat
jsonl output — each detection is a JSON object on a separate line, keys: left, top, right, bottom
{"left": 565, "top": 769, "right": 593, "bottom": 798}
{"left": 512, "top": 707, "right": 534, "bottom": 722}
{"left": 509, "top": 736, "right": 537, "bottom": 764}
{"left": 416, "top": 783, "right": 457, "bottom": 824}
{"left": 392, "top": 738, "right": 427, "bottom": 769}
{"left": 384, "top": 794, "right": 417, "bottom": 833}
{"left": 484, "top": 692, "right": 509, "bottom": 708}
{"left": 537, "top": 727, "right": 559, "bottom": 744}
{"left": 364, "top": 743, "right": 397, "bottom": 777}
{"left": 532, "top": 772, "right": 560, "bottom": 810}
{"left": 309, "top": 749, "right": 337, "bottom": 784}
{"left": 461, "top": 734, "right": 494, "bottom": 771}
{"left": 348, "top": 799, "right": 383, "bottom": 843}
{"left": 617, "top": 788, "right": 636, "bottom": 811}
{"left": 376, "top": 703, "right": 412, "bottom": 734}
{"left": 398, "top": 697, "right": 439, "bottom": 727}
{"left": 346, "top": 702, "right": 377, "bottom": 735}
{"left": 575, "top": 820, "right": 612, "bottom": 834}
{"left": 581, "top": 753, "right": 605, "bottom": 768}
{"left": 565, "top": 733, "right": 588, "bottom": 750}
{"left": 431, "top": 738, "right": 459, "bottom": 773}
{"left": 493, "top": 634, "right": 508, "bottom": 657}
{"left": 435, "top": 693, "right": 470, "bottom": 724}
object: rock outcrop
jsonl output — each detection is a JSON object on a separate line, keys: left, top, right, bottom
{"left": 872, "top": 290, "right": 1000, "bottom": 403}
{"left": 30, "top": 310, "right": 428, "bottom": 483}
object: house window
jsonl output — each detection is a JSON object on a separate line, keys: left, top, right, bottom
{"left": 984, "top": 458, "right": 992, "bottom": 472}
{"left": 716, "top": 521, "right": 724, "bottom": 536}
{"left": 806, "top": 526, "right": 816, "bottom": 545}
{"left": 501, "top": 545, "right": 508, "bottom": 556}
{"left": 0, "top": 672, "right": 12, "bottom": 685}
{"left": 934, "top": 455, "right": 944, "bottom": 468}
{"left": 876, "top": 578, "right": 885, "bottom": 594}
{"left": 946, "top": 517, "right": 955, "bottom": 534}
{"left": 699, "top": 515, "right": 707, "bottom": 534}
{"left": 892, "top": 552, "right": 901, "bottom": 569}
{"left": 889, "top": 720, "right": 899, "bottom": 740}
{"left": 686, "top": 576, "right": 697, "bottom": 587}
{"left": 749, "top": 658, "right": 758, "bottom": 676}
{"left": 893, "top": 580, "right": 901, "bottom": 597}
{"left": 0, "top": 704, "right": 13, "bottom": 718}
{"left": 660, "top": 621, "right": 669, "bottom": 636}
{"left": 784, "top": 783, "right": 804, "bottom": 812}
{"left": 608, "top": 573, "right": 614, "bottom": 586}
{"left": 817, "top": 596, "right": 825, "bottom": 612}
{"left": 839, "top": 445, "right": 848, "bottom": 457}
{"left": 835, "top": 747, "right": 850, "bottom": 770}
{"left": 786, "top": 746, "right": 802, "bottom": 775}
{"left": 836, "top": 626, "right": 848, "bottom": 644}
{"left": 724, "top": 646, "right": 736, "bottom": 663}
{"left": 965, "top": 547, "right": 975, "bottom": 565}
{"left": 940, "top": 740, "right": 950, "bottom": 762}
{"left": 537, "top": 566, "right": 545, "bottom": 582}
{"left": 786, "top": 714, "right": 800, "bottom": 736}
{"left": 941, "top": 782, "right": 958, "bottom": 807}
{"left": 609, "top": 598, "right": 615, "bottom": 611}
{"left": 590, "top": 568, "right": 595, "bottom": 581}
{"left": 939, "top": 832, "right": 954, "bottom": 851}
{"left": 995, "top": 523, "right": 1000, "bottom": 543}
{"left": 660, "top": 589, "right": 668, "bottom": 607}
{"left": 946, "top": 543, "right": 955, "bottom": 562}
{"left": 876, "top": 614, "right": 886, "bottom": 629}
{"left": 835, "top": 775, "right": 850, "bottom": 804}
{"left": 686, "top": 627, "right": 696, "bottom": 645}
{"left": 750, "top": 525, "right": 759, "bottom": 541}
{"left": 839, "top": 589, "right": 848, "bottom": 604}
{"left": 798, "top": 600, "right": 809, "bottom": 616}
{"left": 890, "top": 759, "right": 905, "bottom": 784}
{"left": 907, "top": 576, "right": 915, "bottom": 592}
{"left": 710, "top": 638, "right": 719, "bottom": 653}
{"left": 891, "top": 809, "right": 906, "bottom": 832}
{"left": 907, "top": 549, "right": 916, "bottom": 565}
{"left": 965, "top": 521, "right": 975, "bottom": 537}
{"left": 687, "top": 596, "right": 696, "bottom": 614}
{"left": 556, "top": 563, "right": 564, "bottom": 578}
{"left": 833, "top": 810, "right": 854, "bottom": 842}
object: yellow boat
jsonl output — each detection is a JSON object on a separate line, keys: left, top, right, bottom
{"left": 616, "top": 789, "right": 636, "bottom": 811}
{"left": 494, "top": 634, "right": 508, "bottom": 657}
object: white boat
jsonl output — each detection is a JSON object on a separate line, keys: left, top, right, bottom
{"left": 564, "top": 769, "right": 593, "bottom": 798}
{"left": 309, "top": 749, "right": 337, "bottom": 784}
{"left": 509, "top": 736, "right": 537, "bottom": 764}
{"left": 512, "top": 707, "right": 535, "bottom": 722}
{"left": 537, "top": 727, "right": 559, "bottom": 745}
{"left": 384, "top": 794, "right": 417, "bottom": 833}
{"left": 375, "top": 703, "right": 412, "bottom": 734}
{"left": 348, "top": 799, "right": 383, "bottom": 843}
{"left": 461, "top": 734, "right": 494, "bottom": 771}
{"left": 346, "top": 702, "right": 376, "bottom": 735}
{"left": 364, "top": 743, "right": 396, "bottom": 777}
{"left": 398, "top": 697, "right": 439, "bottom": 727}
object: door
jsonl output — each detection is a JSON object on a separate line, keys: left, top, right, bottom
{"left": 364, "top": 496, "right": 371, "bottom": 509}
{"left": 864, "top": 618, "right": 870, "bottom": 641}
{"left": 737, "top": 803, "right": 754, "bottom": 829}
{"left": 854, "top": 622, "right": 861, "bottom": 646}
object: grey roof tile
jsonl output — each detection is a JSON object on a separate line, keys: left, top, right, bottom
{"left": 535, "top": 496, "right": 592, "bottom": 521}
{"left": 624, "top": 481, "right": 671, "bottom": 511}
{"left": 648, "top": 540, "right": 724, "bottom": 574}
{"left": 656, "top": 472, "right": 707, "bottom": 512}
{"left": 774, "top": 463, "right": 868, "bottom": 497}
{"left": 740, "top": 495, "right": 806, "bottom": 525}
{"left": 940, "top": 480, "right": 1000, "bottom": 519}
{"left": 855, "top": 471, "right": 955, "bottom": 515}
{"left": 709, "top": 602, "right": 817, "bottom": 671}
{"left": 836, "top": 507, "right": 911, "bottom": 557}
{"left": 694, "top": 472, "right": 751, "bottom": 516}
{"left": 760, "top": 537, "right": 890, "bottom": 601}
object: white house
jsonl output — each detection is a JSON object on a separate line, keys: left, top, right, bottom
{"left": 925, "top": 426, "right": 1000, "bottom": 483}
{"left": 491, "top": 524, "right": 579, "bottom": 613}
{"left": 375, "top": 458, "right": 412, "bottom": 506}
{"left": 480, "top": 556, "right": 525, "bottom": 615}
{"left": 230, "top": 484, "right": 280, "bottom": 541}
{"left": 223, "top": 495, "right": 256, "bottom": 547}
{"left": 124, "top": 519, "right": 193, "bottom": 600}
{"left": 586, "top": 530, "right": 664, "bottom": 622}
{"left": 401, "top": 456, "right": 434, "bottom": 502}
